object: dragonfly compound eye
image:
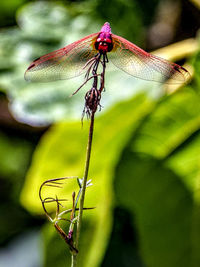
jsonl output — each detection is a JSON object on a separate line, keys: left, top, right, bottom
{"left": 95, "top": 40, "right": 113, "bottom": 53}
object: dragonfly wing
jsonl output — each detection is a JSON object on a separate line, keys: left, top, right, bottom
{"left": 25, "top": 33, "right": 99, "bottom": 82}
{"left": 110, "top": 34, "right": 190, "bottom": 83}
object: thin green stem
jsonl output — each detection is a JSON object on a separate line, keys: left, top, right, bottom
{"left": 71, "top": 111, "right": 95, "bottom": 266}
{"left": 71, "top": 252, "right": 76, "bottom": 267}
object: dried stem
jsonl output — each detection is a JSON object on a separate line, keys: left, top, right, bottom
{"left": 71, "top": 111, "right": 95, "bottom": 266}
{"left": 71, "top": 54, "right": 106, "bottom": 266}
{"left": 39, "top": 54, "right": 105, "bottom": 267}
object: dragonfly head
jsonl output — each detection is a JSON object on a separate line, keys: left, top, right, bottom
{"left": 95, "top": 31, "right": 113, "bottom": 53}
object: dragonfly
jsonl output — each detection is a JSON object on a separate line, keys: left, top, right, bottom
{"left": 25, "top": 22, "right": 189, "bottom": 84}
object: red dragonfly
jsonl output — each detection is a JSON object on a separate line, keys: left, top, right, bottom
{"left": 25, "top": 22, "right": 189, "bottom": 84}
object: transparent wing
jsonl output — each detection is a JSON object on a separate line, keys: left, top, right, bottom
{"left": 110, "top": 34, "right": 190, "bottom": 83}
{"left": 25, "top": 33, "right": 99, "bottom": 82}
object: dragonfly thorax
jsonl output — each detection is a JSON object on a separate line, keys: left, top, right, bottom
{"left": 95, "top": 33, "right": 113, "bottom": 54}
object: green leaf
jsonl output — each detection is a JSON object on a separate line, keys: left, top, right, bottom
{"left": 114, "top": 87, "right": 200, "bottom": 267}
{"left": 167, "top": 133, "right": 200, "bottom": 267}
{"left": 115, "top": 152, "right": 193, "bottom": 267}
{"left": 131, "top": 87, "right": 200, "bottom": 159}
{"left": 16, "top": 2, "right": 71, "bottom": 42}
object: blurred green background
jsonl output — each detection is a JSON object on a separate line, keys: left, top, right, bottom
{"left": 0, "top": 0, "right": 200, "bottom": 266}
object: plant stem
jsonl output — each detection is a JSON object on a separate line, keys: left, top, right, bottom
{"left": 71, "top": 111, "right": 95, "bottom": 266}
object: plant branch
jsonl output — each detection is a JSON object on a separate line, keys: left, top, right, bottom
{"left": 71, "top": 111, "right": 95, "bottom": 266}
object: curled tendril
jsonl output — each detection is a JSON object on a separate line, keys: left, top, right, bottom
{"left": 39, "top": 177, "right": 76, "bottom": 222}
{"left": 39, "top": 176, "right": 95, "bottom": 254}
